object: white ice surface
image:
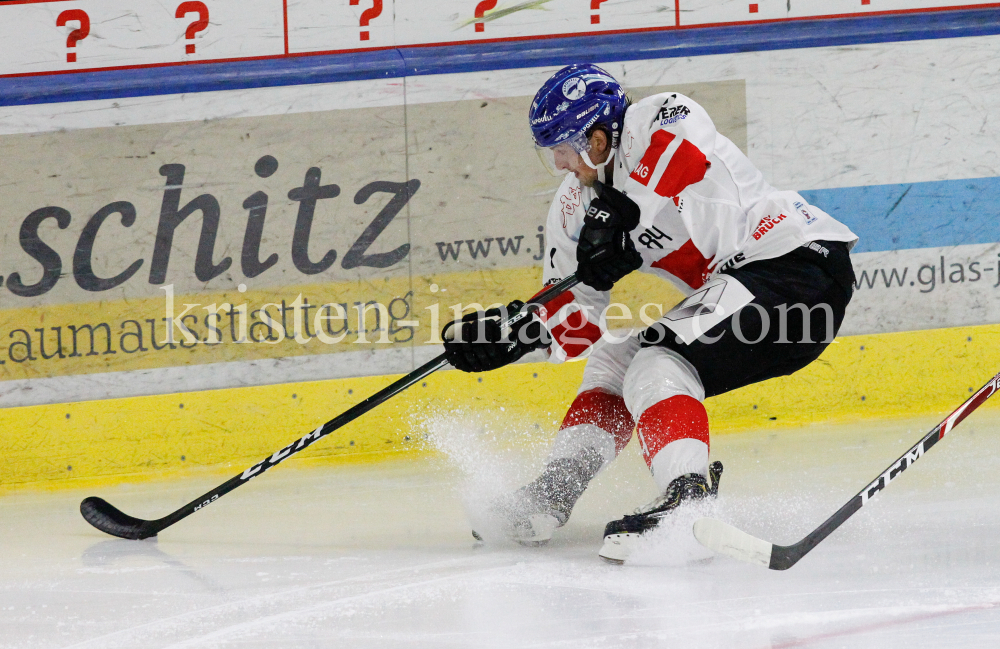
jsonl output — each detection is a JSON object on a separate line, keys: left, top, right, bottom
{"left": 3, "top": 411, "right": 1000, "bottom": 648}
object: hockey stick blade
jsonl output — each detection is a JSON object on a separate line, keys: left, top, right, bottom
{"left": 80, "top": 274, "right": 581, "bottom": 539}
{"left": 80, "top": 497, "right": 161, "bottom": 540}
{"left": 692, "top": 518, "right": 772, "bottom": 567}
{"left": 694, "top": 370, "right": 1000, "bottom": 570}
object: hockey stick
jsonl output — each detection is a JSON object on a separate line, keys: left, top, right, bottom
{"left": 694, "top": 370, "right": 1000, "bottom": 570}
{"left": 81, "top": 274, "right": 580, "bottom": 540}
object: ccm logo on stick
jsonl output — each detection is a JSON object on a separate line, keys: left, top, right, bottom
{"left": 193, "top": 494, "right": 219, "bottom": 511}
{"left": 860, "top": 444, "right": 924, "bottom": 504}
{"left": 240, "top": 424, "right": 325, "bottom": 480}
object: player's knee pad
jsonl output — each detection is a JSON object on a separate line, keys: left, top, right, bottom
{"left": 622, "top": 346, "right": 705, "bottom": 421}
{"left": 549, "top": 389, "right": 635, "bottom": 467}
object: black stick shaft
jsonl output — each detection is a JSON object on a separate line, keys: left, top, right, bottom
{"left": 84, "top": 274, "right": 580, "bottom": 538}
{"left": 770, "top": 370, "right": 1000, "bottom": 569}
{"left": 152, "top": 354, "right": 451, "bottom": 532}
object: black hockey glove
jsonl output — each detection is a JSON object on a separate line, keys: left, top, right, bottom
{"left": 576, "top": 181, "right": 643, "bottom": 292}
{"left": 442, "top": 300, "right": 549, "bottom": 373}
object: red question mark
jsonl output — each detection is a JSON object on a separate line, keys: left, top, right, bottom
{"left": 56, "top": 10, "right": 90, "bottom": 63}
{"left": 591, "top": 0, "right": 609, "bottom": 24}
{"left": 349, "top": 0, "right": 383, "bottom": 41}
{"left": 474, "top": 0, "right": 498, "bottom": 32}
{"left": 175, "top": 2, "right": 209, "bottom": 54}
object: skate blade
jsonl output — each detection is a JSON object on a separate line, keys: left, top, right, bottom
{"left": 598, "top": 532, "right": 638, "bottom": 565}
{"left": 471, "top": 531, "right": 549, "bottom": 547}
{"left": 516, "top": 538, "right": 550, "bottom": 547}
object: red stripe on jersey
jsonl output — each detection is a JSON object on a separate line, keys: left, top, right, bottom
{"left": 535, "top": 289, "right": 575, "bottom": 322}
{"left": 561, "top": 388, "right": 634, "bottom": 454}
{"left": 651, "top": 239, "right": 713, "bottom": 289}
{"left": 653, "top": 139, "right": 709, "bottom": 198}
{"left": 551, "top": 309, "right": 602, "bottom": 358}
{"left": 637, "top": 395, "right": 709, "bottom": 467}
{"left": 629, "top": 130, "right": 676, "bottom": 186}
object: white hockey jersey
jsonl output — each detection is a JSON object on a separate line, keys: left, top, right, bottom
{"left": 538, "top": 92, "right": 858, "bottom": 363}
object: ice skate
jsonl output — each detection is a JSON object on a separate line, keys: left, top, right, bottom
{"left": 473, "top": 448, "right": 604, "bottom": 546}
{"left": 599, "top": 461, "right": 723, "bottom": 564}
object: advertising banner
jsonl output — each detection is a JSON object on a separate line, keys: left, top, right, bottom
{"left": 0, "top": 80, "right": 744, "bottom": 385}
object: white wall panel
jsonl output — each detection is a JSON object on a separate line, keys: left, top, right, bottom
{"left": 1, "top": 0, "right": 995, "bottom": 76}
{"left": 287, "top": 0, "right": 396, "bottom": 53}
{"left": 0, "top": 0, "right": 284, "bottom": 76}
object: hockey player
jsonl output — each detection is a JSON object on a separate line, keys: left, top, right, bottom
{"left": 443, "top": 64, "right": 857, "bottom": 563}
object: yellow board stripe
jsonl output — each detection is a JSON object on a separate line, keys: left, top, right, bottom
{"left": 2, "top": 323, "right": 999, "bottom": 490}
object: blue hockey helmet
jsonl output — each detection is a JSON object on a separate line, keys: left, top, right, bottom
{"left": 529, "top": 64, "right": 627, "bottom": 173}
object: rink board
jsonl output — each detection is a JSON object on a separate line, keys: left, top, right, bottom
{"left": 1, "top": 35, "right": 999, "bottom": 402}
{"left": 0, "top": 7, "right": 998, "bottom": 487}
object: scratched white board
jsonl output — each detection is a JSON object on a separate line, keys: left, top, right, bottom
{"left": 0, "top": 0, "right": 284, "bottom": 75}
{"left": 0, "top": 0, "right": 995, "bottom": 76}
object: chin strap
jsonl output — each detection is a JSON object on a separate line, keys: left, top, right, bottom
{"left": 584, "top": 150, "right": 614, "bottom": 184}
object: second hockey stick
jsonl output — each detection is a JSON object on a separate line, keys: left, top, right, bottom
{"left": 81, "top": 274, "right": 579, "bottom": 540}
{"left": 694, "top": 370, "right": 1000, "bottom": 570}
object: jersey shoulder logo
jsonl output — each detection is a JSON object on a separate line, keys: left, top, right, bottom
{"left": 656, "top": 104, "right": 690, "bottom": 125}
{"left": 653, "top": 96, "right": 691, "bottom": 126}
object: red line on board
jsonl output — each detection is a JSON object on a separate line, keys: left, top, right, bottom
{"left": 3, "top": 3, "right": 999, "bottom": 80}
{"left": 386, "top": 3, "right": 1000, "bottom": 49}
{"left": 668, "top": 2, "right": 1000, "bottom": 28}
{"left": 282, "top": 0, "right": 289, "bottom": 55}
{"left": 0, "top": 0, "right": 73, "bottom": 5}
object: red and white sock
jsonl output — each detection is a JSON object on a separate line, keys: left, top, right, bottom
{"left": 637, "top": 395, "right": 710, "bottom": 493}
{"left": 547, "top": 388, "right": 635, "bottom": 468}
